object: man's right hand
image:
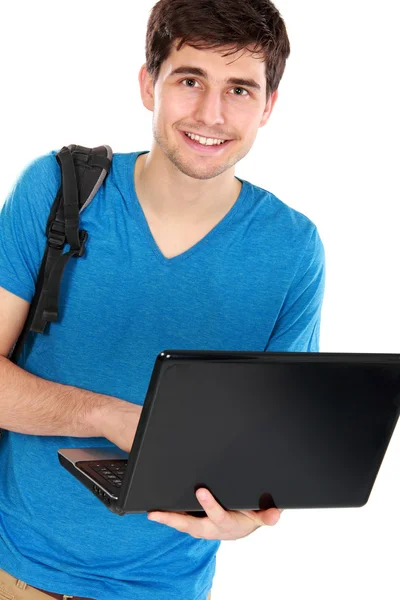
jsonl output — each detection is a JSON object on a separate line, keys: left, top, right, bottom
{"left": 90, "top": 398, "right": 143, "bottom": 453}
{"left": 0, "top": 286, "right": 143, "bottom": 448}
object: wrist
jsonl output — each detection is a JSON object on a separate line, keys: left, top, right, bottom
{"left": 85, "top": 394, "right": 120, "bottom": 438}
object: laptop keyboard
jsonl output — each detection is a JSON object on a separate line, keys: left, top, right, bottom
{"left": 89, "top": 460, "right": 127, "bottom": 488}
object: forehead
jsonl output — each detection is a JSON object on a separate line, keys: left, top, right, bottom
{"left": 159, "top": 42, "right": 266, "bottom": 84}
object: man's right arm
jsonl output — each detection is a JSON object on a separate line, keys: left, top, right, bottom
{"left": 0, "top": 286, "right": 141, "bottom": 452}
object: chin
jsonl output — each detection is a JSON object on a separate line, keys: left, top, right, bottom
{"left": 177, "top": 161, "right": 232, "bottom": 180}
{"left": 155, "top": 130, "right": 246, "bottom": 179}
{"left": 171, "top": 148, "right": 242, "bottom": 180}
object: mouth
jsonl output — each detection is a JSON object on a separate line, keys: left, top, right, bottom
{"left": 179, "top": 130, "right": 233, "bottom": 153}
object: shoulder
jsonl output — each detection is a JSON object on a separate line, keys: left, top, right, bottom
{"left": 242, "top": 179, "right": 323, "bottom": 255}
{"left": 5, "top": 151, "right": 61, "bottom": 217}
{"left": 0, "top": 152, "right": 63, "bottom": 301}
{"left": 15, "top": 150, "right": 61, "bottom": 190}
{"left": 246, "top": 180, "right": 317, "bottom": 232}
{"left": 108, "top": 150, "right": 143, "bottom": 173}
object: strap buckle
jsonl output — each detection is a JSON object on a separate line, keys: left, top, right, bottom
{"left": 47, "top": 220, "right": 66, "bottom": 249}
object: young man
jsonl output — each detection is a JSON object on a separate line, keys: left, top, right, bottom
{"left": 0, "top": 1, "right": 325, "bottom": 599}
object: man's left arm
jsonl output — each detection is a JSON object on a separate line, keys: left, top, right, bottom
{"left": 266, "top": 225, "right": 326, "bottom": 353}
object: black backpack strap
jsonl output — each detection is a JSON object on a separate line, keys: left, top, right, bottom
{"left": 9, "top": 145, "right": 112, "bottom": 364}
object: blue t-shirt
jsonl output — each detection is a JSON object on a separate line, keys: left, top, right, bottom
{"left": 0, "top": 151, "right": 325, "bottom": 600}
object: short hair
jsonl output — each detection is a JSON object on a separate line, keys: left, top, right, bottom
{"left": 145, "top": 0, "right": 291, "bottom": 98}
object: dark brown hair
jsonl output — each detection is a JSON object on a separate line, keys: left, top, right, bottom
{"left": 145, "top": 0, "right": 291, "bottom": 98}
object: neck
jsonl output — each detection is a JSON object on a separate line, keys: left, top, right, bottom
{"left": 134, "top": 142, "right": 242, "bottom": 224}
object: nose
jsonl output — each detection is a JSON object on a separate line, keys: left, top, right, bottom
{"left": 192, "top": 89, "right": 225, "bottom": 128}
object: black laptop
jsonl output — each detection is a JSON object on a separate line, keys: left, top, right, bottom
{"left": 58, "top": 350, "right": 400, "bottom": 515}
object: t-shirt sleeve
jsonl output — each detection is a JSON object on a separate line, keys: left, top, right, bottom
{"left": 0, "top": 152, "right": 61, "bottom": 302}
{"left": 265, "top": 225, "right": 326, "bottom": 352}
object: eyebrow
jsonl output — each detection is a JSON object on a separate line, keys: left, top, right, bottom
{"left": 168, "top": 66, "right": 262, "bottom": 92}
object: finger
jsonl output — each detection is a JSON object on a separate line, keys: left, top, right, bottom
{"left": 238, "top": 509, "right": 265, "bottom": 528}
{"left": 258, "top": 507, "right": 281, "bottom": 526}
{"left": 238, "top": 507, "right": 281, "bottom": 527}
{"left": 195, "top": 488, "right": 230, "bottom": 529}
{"left": 147, "top": 510, "right": 211, "bottom": 538}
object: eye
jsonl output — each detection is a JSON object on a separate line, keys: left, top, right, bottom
{"left": 229, "top": 87, "right": 250, "bottom": 97}
{"left": 181, "top": 78, "right": 200, "bottom": 88}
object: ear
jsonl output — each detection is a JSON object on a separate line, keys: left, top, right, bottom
{"left": 138, "top": 64, "right": 155, "bottom": 112}
{"left": 259, "top": 89, "right": 279, "bottom": 128}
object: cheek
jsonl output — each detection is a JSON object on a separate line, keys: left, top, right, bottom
{"left": 229, "top": 107, "right": 260, "bottom": 137}
{"left": 173, "top": 95, "right": 201, "bottom": 122}
{"left": 156, "top": 90, "right": 198, "bottom": 122}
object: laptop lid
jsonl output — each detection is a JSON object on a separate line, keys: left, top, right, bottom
{"left": 107, "top": 350, "right": 399, "bottom": 514}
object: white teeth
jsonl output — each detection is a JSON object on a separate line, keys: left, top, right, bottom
{"left": 185, "top": 132, "right": 226, "bottom": 146}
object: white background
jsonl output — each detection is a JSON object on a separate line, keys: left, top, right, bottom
{"left": 1, "top": 1, "right": 399, "bottom": 598}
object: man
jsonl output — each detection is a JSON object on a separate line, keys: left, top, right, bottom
{"left": 0, "top": 0, "right": 325, "bottom": 599}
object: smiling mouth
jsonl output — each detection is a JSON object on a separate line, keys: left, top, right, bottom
{"left": 183, "top": 131, "right": 230, "bottom": 146}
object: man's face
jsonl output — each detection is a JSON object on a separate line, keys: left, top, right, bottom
{"left": 139, "top": 42, "right": 277, "bottom": 180}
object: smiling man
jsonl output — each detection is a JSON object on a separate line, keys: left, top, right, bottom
{"left": 0, "top": 1, "right": 325, "bottom": 600}
{"left": 142, "top": 44, "right": 276, "bottom": 180}
{"left": 134, "top": 40, "right": 280, "bottom": 259}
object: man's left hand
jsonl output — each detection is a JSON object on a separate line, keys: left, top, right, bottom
{"left": 147, "top": 488, "right": 281, "bottom": 540}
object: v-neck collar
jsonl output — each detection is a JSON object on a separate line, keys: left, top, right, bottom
{"left": 126, "top": 151, "right": 249, "bottom": 266}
